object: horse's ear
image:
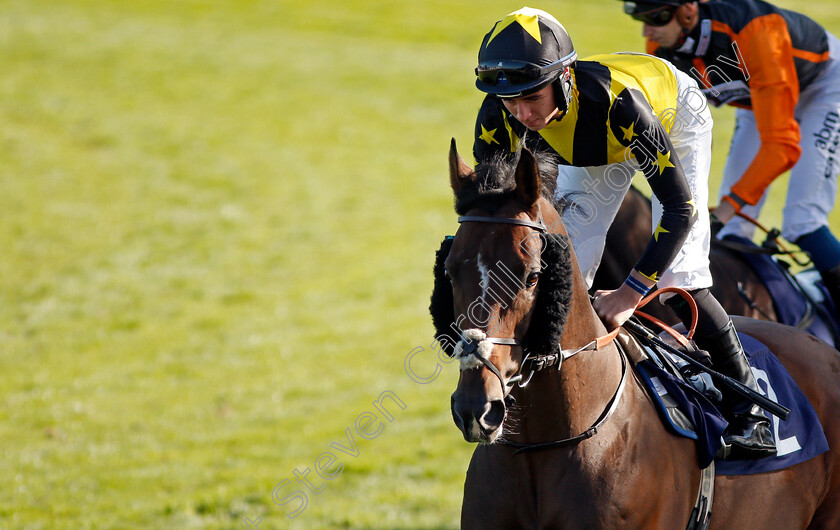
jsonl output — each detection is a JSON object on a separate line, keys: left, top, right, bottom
{"left": 515, "top": 148, "right": 541, "bottom": 207}
{"left": 449, "top": 138, "right": 475, "bottom": 192}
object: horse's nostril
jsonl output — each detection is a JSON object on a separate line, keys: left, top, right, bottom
{"left": 451, "top": 393, "right": 466, "bottom": 432}
{"left": 479, "top": 399, "right": 506, "bottom": 431}
{"left": 452, "top": 409, "right": 464, "bottom": 431}
{"left": 452, "top": 392, "right": 505, "bottom": 441}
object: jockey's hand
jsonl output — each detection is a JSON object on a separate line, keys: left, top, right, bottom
{"left": 710, "top": 200, "right": 737, "bottom": 232}
{"left": 593, "top": 284, "right": 645, "bottom": 330}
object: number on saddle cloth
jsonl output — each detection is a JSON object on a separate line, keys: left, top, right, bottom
{"left": 632, "top": 329, "right": 830, "bottom": 475}
{"left": 713, "top": 332, "right": 829, "bottom": 476}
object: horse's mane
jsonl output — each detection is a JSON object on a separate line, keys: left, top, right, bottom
{"left": 454, "top": 149, "right": 559, "bottom": 215}
{"left": 433, "top": 146, "right": 572, "bottom": 358}
{"left": 554, "top": 192, "right": 587, "bottom": 217}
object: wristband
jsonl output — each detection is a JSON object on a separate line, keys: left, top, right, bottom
{"left": 624, "top": 275, "right": 652, "bottom": 297}
{"left": 722, "top": 193, "right": 747, "bottom": 211}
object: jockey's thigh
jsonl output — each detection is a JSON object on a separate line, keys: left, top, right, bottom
{"left": 654, "top": 65, "right": 714, "bottom": 293}
{"left": 717, "top": 109, "right": 769, "bottom": 240}
{"left": 781, "top": 32, "right": 840, "bottom": 241}
{"left": 555, "top": 163, "right": 635, "bottom": 288}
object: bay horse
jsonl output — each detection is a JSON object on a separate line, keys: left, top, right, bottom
{"left": 432, "top": 141, "right": 840, "bottom": 528}
{"left": 593, "top": 185, "right": 777, "bottom": 324}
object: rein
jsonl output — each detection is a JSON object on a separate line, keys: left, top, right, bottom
{"left": 501, "top": 345, "right": 628, "bottom": 455}
{"left": 455, "top": 210, "right": 702, "bottom": 451}
{"left": 715, "top": 210, "right": 811, "bottom": 266}
{"left": 452, "top": 327, "right": 621, "bottom": 398}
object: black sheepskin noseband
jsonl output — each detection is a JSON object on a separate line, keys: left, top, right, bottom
{"left": 428, "top": 232, "right": 573, "bottom": 358}
{"left": 523, "top": 233, "right": 573, "bottom": 358}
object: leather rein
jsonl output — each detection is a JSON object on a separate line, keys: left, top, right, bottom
{"left": 453, "top": 213, "right": 625, "bottom": 454}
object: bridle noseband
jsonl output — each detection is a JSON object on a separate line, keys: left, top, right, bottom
{"left": 453, "top": 333, "right": 523, "bottom": 397}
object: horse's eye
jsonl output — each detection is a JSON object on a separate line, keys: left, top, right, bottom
{"left": 526, "top": 271, "right": 540, "bottom": 287}
{"left": 444, "top": 269, "right": 452, "bottom": 281}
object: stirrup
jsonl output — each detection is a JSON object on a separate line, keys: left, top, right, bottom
{"left": 715, "top": 439, "right": 731, "bottom": 460}
{"left": 722, "top": 422, "right": 777, "bottom": 460}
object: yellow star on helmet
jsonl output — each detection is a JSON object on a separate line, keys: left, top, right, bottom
{"left": 620, "top": 122, "right": 637, "bottom": 142}
{"left": 487, "top": 9, "right": 543, "bottom": 45}
{"left": 479, "top": 124, "right": 499, "bottom": 145}
{"left": 655, "top": 150, "right": 675, "bottom": 175}
{"left": 653, "top": 222, "right": 670, "bottom": 242}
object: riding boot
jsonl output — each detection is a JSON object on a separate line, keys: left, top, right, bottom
{"left": 819, "top": 263, "right": 840, "bottom": 321}
{"left": 695, "top": 321, "right": 777, "bottom": 459}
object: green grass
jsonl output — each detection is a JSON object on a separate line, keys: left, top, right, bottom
{"left": 1, "top": 0, "right": 839, "bottom": 528}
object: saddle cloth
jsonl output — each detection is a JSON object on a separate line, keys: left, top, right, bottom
{"left": 635, "top": 332, "right": 829, "bottom": 475}
{"left": 721, "top": 234, "right": 838, "bottom": 347}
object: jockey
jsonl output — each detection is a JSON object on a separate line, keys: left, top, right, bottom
{"left": 472, "top": 7, "right": 776, "bottom": 458}
{"left": 620, "top": 0, "right": 840, "bottom": 317}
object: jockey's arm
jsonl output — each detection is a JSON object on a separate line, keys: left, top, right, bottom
{"left": 723, "top": 22, "right": 802, "bottom": 210}
{"left": 594, "top": 90, "right": 698, "bottom": 329}
{"left": 615, "top": 89, "right": 698, "bottom": 285}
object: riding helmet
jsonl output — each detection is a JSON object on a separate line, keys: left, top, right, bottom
{"left": 475, "top": 8, "right": 577, "bottom": 113}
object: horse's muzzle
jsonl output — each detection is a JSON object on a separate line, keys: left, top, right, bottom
{"left": 451, "top": 391, "right": 506, "bottom": 443}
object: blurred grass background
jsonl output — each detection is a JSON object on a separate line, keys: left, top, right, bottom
{"left": 1, "top": 0, "right": 838, "bottom": 528}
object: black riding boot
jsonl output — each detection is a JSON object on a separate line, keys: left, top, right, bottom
{"left": 819, "top": 263, "right": 840, "bottom": 321}
{"left": 695, "top": 321, "right": 777, "bottom": 459}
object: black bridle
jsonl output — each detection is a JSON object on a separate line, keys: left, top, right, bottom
{"left": 457, "top": 215, "right": 549, "bottom": 233}
{"left": 452, "top": 214, "right": 547, "bottom": 397}
{"left": 453, "top": 212, "right": 628, "bottom": 453}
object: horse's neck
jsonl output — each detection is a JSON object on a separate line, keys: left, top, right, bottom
{"left": 517, "top": 297, "right": 623, "bottom": 445}
{"left": 540, "top": 196, "right": 606, "bottom": 350}
{"left": 518, "top": 199, "right": 626, "bottom": 442}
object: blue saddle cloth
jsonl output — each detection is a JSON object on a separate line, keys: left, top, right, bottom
{"left": 636, "top": 332, "right": 829, "bottom": 475}
{"left": 721, "top": 235, "right": 838, "bottom": 347}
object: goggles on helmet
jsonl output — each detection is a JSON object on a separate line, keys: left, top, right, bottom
{"left": 475, "top": 59, "right": 567, "bottom": 89}
{"left": 624, "top": 2, "right": 677, "bottom": 26}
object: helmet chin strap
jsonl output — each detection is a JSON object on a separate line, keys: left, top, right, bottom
{"left": 672, "top": 30, "right": 690, "bottom": 49}
{"left": 551, "top": 68, "right": 574, "bottom": 121}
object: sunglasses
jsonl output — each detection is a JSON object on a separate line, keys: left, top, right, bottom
{"left": 475, "top": 59, "right": 566, "bottom": 86}
{"left": 624, "top": 3, "right": 676, "bottom": 26}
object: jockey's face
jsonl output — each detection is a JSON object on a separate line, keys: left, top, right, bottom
{"left": 642, "top": 12, "right": 685, "bottom": 48}
{"left": 500, "top": 85, "right": 560, "bottom": 132}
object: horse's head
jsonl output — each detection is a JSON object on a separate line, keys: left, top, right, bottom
{"left": 431, "top": 140, "right": 575, "bottom": 443}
